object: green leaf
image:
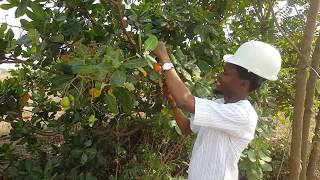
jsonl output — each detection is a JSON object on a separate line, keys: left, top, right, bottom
{"left": 123, "top": 82, "right": 135, "bottom": 91}
{"left": 15, "top": 0, "right": 27, "bottom": 18}
{"left": 149, "top": 70, "right": 160, "bottom": 82}
{"left": 20, "top": 19, "right": 33, "bottom": 30}
{"left": 96, "top": 63, "right": 113, "bottom": 72}
{"left": 110, "top": 70, "right": 126, "bottom": 86}
{"left": 195, "top": 81, "right": 212, "bottom": 98}
{"left": 5, "top": 28, "right": 14, "bottom": 40}
{"left": 84, "top": 140, "right": 92, "bottom": 147}
{"left": 51, "top": 74, "right": 74, "bottom": 89}
{"left": 16, "top": 34, "right": 31, "bottom": 46}
{"left": 26, "top": 10, "right": 44, "bottom": 26}
{"left": 28, "top": 29, "right": 40, "bottom": 45}
{"left": 81, "top": 153, "right": 88, "bottom": 165}
{"left": 50, "top": 34, "right": 64, "bottom": 42}
{"left": 111, "top": 50, "right": 124, "bottom": 68}
{"left": 13, "top": 45, "right": 22, "bottom": 57}
{"left": 85, "top": 173, "right": 97, "bottom": 180}
{"left": 0, "top": 39, "right": 8, "bottom": 51}
{"left": 25, "top": 159, "right": 32, "bottom": 173}
{"left": 0, "top": 23, "right": 8, "bottom": 36}
{"left": 122, "top": 58, "right": 148, "bottom": 69}
{"left": 113, "top": 87, "right": 134, "bottom": 114}
{"left": 0, "top": 4, "right": 15, "bottom": 10}
{"left": 75, "top": 44, "right": 89, "bottom": 57}
{"left": 260, "top": 161, "right": 272, "bottom": 172}
{"left": 104, "top": 94, "right": 119, "bottom": 114}
{"left": 55, "top": 64, "right": 73, "bottom": 74}
{"left": 29, "top": 2, "right": 47, "bottom": 19}
{"left": 247, "top": 168, "right": 260, "bottom": 180}
{"left": 144, "top": 34, "right": 158, "bottom": 51}
{"left": 7, "top": 0, "right": 20, "bottom": 6}
{"left": 247, "top": 150, "right": 256, "bottom": 162}
{"left": 66, "top": 57, "right": 85, "bottom": 66}
{"left": 72, "top": 65, "right": 96, "bottom": 75}
{"left": 95, "top": 63, "right": 114, "bottom": 80}
{"left": 259, "top": 151, "right": 272, "bottom": 162}
{"left": 62, "top": 19, "right": 81, "bottom": 36}
{"left": 85, "top": 148, "right": 97, "bottom": 160}
{"left": 180, "top": 68, "right": 192, "bottom": 81}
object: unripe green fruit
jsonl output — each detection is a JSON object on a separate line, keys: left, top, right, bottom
{"left": 60, "top": 96, "right": 71, "bottom": 108}
{"left": 88, "top": 115, "right": 97, "bottom": 127}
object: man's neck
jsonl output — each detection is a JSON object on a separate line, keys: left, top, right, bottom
{"left": 223, "top": 94, "right": 248, "bottom": 103}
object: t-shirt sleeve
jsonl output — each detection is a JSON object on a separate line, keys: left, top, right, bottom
{"left": 188, "top": 114, "right": 200, "bottom": 133}
{"left": 192, "top": 97, "right": 257, "bottom": 139}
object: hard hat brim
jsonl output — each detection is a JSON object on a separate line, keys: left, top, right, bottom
{"left": 223, "top": 54, "right": 242, "bottom": 67}
{"left": 223, "top": 54, "right": 278, "bottom": 81}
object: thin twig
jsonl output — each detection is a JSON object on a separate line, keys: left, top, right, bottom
{"left": 32, "top": 129, "right": 60, "bottom": 136}
{"left": 310, "top": 67, "right": 320, "bottom": 78}
{"left": 276, "top": 149, "right": 286, "bottom": 180}
{"left": 62, "top": 75, "right": 79, "bottom": 97}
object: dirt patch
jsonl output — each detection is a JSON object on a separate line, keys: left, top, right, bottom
{"left": 0, "top": 72, "right": 10, "bottom": 80}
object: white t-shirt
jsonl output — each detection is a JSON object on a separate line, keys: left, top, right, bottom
{"left": 188, "top": 97, "right": 258, "bottom": 180}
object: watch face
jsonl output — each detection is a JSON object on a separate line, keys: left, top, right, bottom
{"left": 163, "top": 63, "right": 173, "bottom": 70}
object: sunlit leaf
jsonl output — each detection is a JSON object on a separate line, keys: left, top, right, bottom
{"left": 28, "top": 29, "right": 40, "bottom": 45}
{"left": 144, "top": 34, "right": 158, "bottom": 51}
{"left": 247, "top": 150, "right": 256, "bottom": 162}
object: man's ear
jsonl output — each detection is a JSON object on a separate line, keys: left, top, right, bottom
{"left": 241, "top": 79, "right": 250, "bottom": 92}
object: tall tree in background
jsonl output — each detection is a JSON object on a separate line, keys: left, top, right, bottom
{"left": 307, "top": 102, "right": 320, "bottom": 180}
{"left": 300, "top": 36, "right": 320, "bottom": 180}
{"left": 289, "top": 0, "right": 320, "bottom": 179}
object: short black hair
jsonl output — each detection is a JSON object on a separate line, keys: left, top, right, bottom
{"left": 233, "top": 64, "right": 266, "bottom": 91}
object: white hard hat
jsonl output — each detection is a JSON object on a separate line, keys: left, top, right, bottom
{"left": 223, "top": 40, "right": 282, "bottom": 81}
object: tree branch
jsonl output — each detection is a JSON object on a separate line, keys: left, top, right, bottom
{"left": 0, "top": 57, "right": 61, "bottom": 74}
{"left": 101, "top": 0, "right": 138, "bottom": 51}
{"left": 268, "top": 0, "right": 302, "bottom": 56}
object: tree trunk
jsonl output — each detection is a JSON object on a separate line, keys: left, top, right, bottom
{"left": 306, "top": 107, "right": 320, "bottom": 180}
{"left": 289, "top": 0, "right": 320, "bottom": 179}
{"left": 300, "top": 36, "right": 320, "bottom": 180}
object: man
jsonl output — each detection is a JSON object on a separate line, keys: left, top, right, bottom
{"left": 153, "top": 40, "right": 281, "bottom": 180}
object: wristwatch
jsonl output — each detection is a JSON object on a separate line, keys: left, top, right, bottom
{"left": 162, "top": 62, "right": 174, "bottom": 71}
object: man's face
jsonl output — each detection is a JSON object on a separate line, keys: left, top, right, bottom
{"left": 215, "top": 63, "right": 245, "bottom": 96}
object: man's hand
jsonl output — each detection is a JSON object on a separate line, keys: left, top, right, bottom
{"left": 153, "top": 41, "right": 171, "bottom": 63}
{"left": 154, "top": 41, "right": 195, "bottom": 113}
